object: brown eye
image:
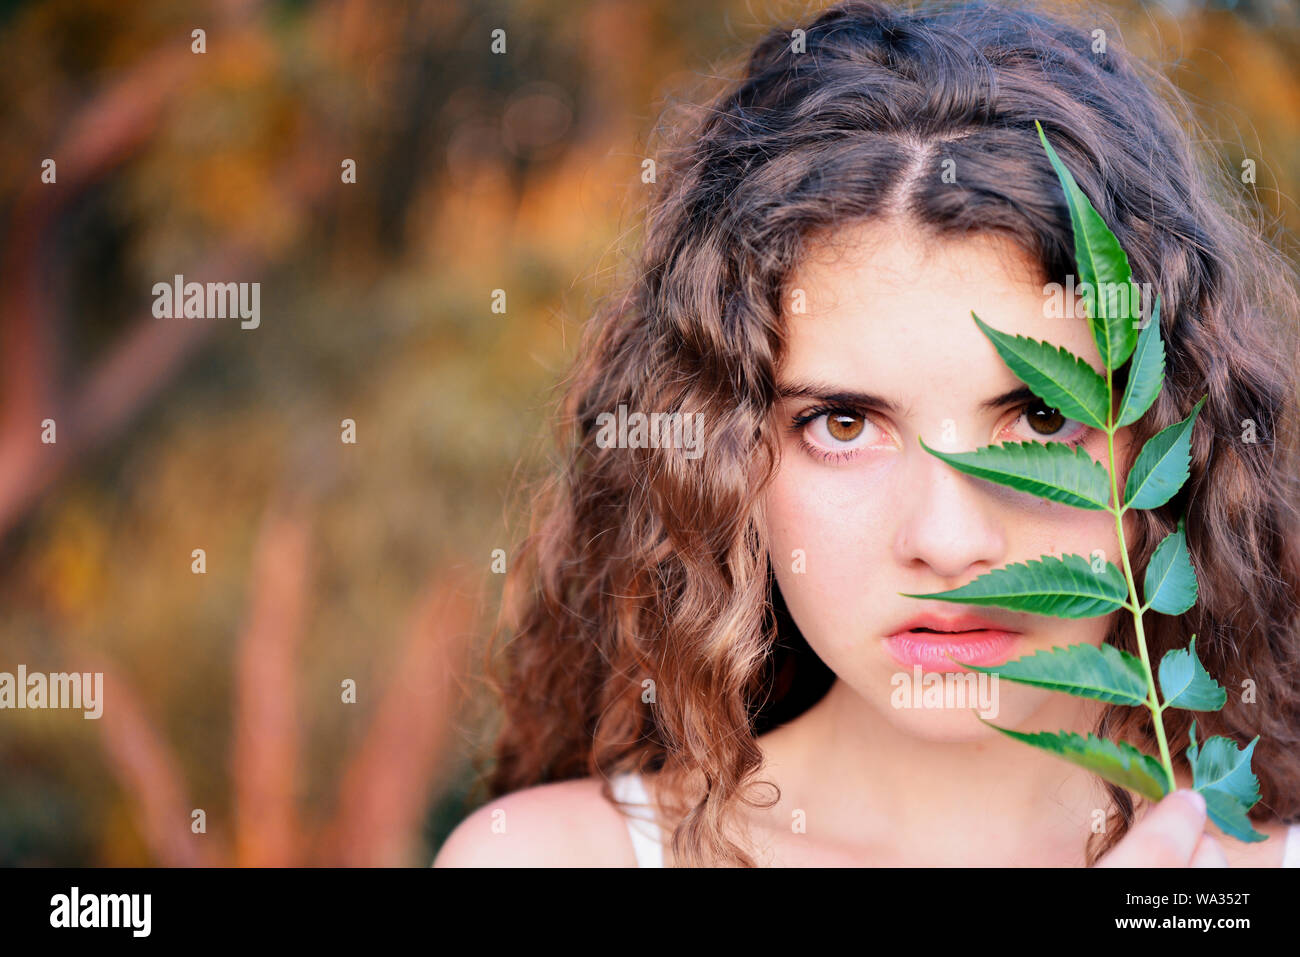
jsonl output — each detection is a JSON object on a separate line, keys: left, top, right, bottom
{"left": 826, "top": 413, "right": 865, "bottom": 442}
{"left": 1025, "top": 399, "right": 1065, "bottom": 436}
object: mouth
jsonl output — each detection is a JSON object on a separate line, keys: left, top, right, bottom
{"left": 882, "top": 611, "right": 1022, "bottom": 671}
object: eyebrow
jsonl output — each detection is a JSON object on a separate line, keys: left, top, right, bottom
{"left": 776, "top": 379, "right": 1040, "bottom": 415}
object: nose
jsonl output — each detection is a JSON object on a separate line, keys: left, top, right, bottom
{"left": 892, "top": 432, "right": 1008, "bottom": 582}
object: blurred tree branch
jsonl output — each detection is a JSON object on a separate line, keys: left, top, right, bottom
{"left": 83, "top": 497, "right": 479, "bottom": 866}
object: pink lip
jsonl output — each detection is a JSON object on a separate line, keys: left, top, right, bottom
{"left": 882, "top": 630, "right": 1020, "bottom": 671}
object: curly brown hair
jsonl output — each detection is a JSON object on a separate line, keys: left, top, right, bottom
{"left": 474, "top": 0, "right": 1300, "bottom": 866}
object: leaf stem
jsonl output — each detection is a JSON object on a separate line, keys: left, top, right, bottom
{"left": 1105, "top": 366, "right": 1177, "bottom": 794}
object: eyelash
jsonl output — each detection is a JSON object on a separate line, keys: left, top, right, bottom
{"left": 788, "top": 401, "right": 1093, "bottom": 464}
{"left": 788, "top": 403, "right": 873, "bottom": 464}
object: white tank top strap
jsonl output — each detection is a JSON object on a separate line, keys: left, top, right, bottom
{"left": 610, "top": 771, "right": 664, "bottom": 867}
{"left": 1283, "top": 822, "right": 1300, "bottom": 867}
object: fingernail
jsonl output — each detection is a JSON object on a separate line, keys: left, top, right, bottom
{"left": 1176, "top": 789, "right": 1206, "bottom": 816}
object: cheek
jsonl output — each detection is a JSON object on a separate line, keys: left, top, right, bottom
{"left": 1028, "top": 496, "right": 1126, "bottom": 568}
{"left": 763, "top": 457, "right": 892, "bottom": 623}
{"left": 1033, "top": 506, "right": 1115, "bottom": 558}
{"left": 765, "top": 456, "right": 882, "bottom": 555}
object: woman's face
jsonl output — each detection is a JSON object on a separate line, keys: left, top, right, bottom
{"left": 762, "top": 218, "right": 1140, "bottom": 741}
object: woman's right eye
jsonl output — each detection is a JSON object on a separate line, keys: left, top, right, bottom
{"left": 819, "top": 411, "right": 866, "bottom": 443}
{"left": 794, "top": 407, "right": 879, "bottom": 461}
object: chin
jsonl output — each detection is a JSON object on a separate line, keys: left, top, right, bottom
{"left": 867, "top": 669, "right": 1056, "bottom": 744}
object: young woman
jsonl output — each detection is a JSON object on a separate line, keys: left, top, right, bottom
{"left": 435, "top": 0, "right": 1300, "bottom": 866}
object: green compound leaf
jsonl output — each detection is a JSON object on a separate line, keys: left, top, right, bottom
{"left": 1143, "top": 518, "right": 1198, "bottom": 615}
{"left": 1159, "top": 635, "right": 1225, "bottom": 712}
{"left": 899, "top": 553, "right": 1129, "bottom": 618}
{"left": 1123, "top": 396, "right": 1207, "bottom": 510}
{"left": 917, "top": 436, "right": 1112, "bottom": 510}
{"left": 958, "top": 642, "right": 1148, "bottom": 706}
{"left": 1187, "top": 720, "right": 1266, "bottom": 843}
{"left": 971, "top": 313, "right": 1110, "bottom": 429}
{"left": 979, "top": 723, "right": 1169, "bottom": 802}
{"left": 946, "top": 123, "right": 1262, "bottom": 836}
{"left": 1116, "top": 293, "right": 1166, "bottom": 427}
{"left": 1036, "top": 120, "right": 1138, "bottom": 371}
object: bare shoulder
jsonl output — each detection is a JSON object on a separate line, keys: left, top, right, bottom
{"left": 1215, "top": 818, "right": 1294, "bottom": 867}
{"left": 432, "top": 776, "right": 638, "bottom": 867}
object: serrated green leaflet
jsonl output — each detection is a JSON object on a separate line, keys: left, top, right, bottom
{"left": 1202, "top": 790, "right": 1267, "bottom": 844}
{"left": 980, "top": 723, "right": 1169, "bottom": 802}
{"left": 1187, "top": 721, "right": 1266, "bottom": 842}
{"left": 1143, "top": 520, "right": 1198, "bottom": 615}
{"left": 959, "top": 642, "right": 1148, "bottom": 705}
{"left": 917, "top": 436, "right": 1112, "bottom": 509}
{"left": 1036, "top": 120, "right": 1138, "bottom": 370}
{"left": 1123, "top": 396, "right": 1207, "bottom": 510}
{"left": 899, "top": 553, "right": 1129, "bottom": 618}
{"left": 1188, "top": 720, "right": 1262, "bottom": 806}
{"left": 1158, "top": 635, "right": 1225, "bottom": 712}
{"left": 971, "top": 313, "right": 1110, "bottom": 429}
{"left": 1116, "top": 293, "right": 1165, "bottom": 427}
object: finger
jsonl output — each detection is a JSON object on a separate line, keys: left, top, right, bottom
{"left": 1189, "top": 832, "right": 1229, "bottom": 868}
{"left": 1096, "top": 790, "right": 1207, "bottom": 867}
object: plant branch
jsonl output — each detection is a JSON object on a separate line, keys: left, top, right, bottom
{"left": 1105, "top": 362, "right": 1176, "bottom": 793}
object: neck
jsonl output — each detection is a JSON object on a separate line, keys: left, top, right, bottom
{"left": 755, "top": 677, "right": 1113, "bottom": 864}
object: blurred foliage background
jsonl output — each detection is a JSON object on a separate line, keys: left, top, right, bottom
{"left": 0, "top": 0, "right": 1296, "bottom": 865}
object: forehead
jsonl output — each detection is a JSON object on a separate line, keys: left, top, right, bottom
{"left": 779, "top": 218, "right": 1103, "bottom": 394}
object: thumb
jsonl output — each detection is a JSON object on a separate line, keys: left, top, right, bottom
{"left": 1096, "top": 789, "right": 1208, "bottom": 868}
